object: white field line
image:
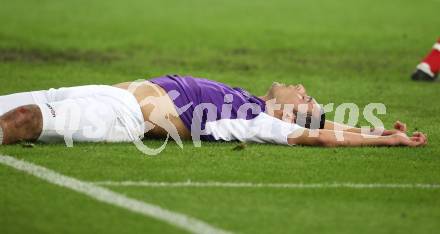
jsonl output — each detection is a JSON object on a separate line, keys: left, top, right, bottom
{"left": 93, "top": 181, "right": 440, "bottom": 189}
{"left": 0, "top": 155, "right": 231, "bottom": 234}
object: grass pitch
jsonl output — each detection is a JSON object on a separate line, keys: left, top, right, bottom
{"left": 1, "top": 0, "right": 440, "bottom": 233}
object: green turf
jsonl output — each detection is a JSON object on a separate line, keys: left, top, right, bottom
{"left": 1, "top": 0, "right": 440, "bottom": 233}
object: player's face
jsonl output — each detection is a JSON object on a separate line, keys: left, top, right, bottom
{"left": 292, "top": 84, "right": 313, "bottom": 103}
{"left": 280, "top": 83, "right": 317, "bottom": 107}
{"left": 271, "top": 83, "right": 321, "bottom": 124}
{"left": 291, "top": 84, "right": 307, "bottom": 96}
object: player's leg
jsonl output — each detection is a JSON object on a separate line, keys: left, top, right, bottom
{"left": 0, "top": 86, "right": 144, "bottom": 145}
{"left": 0, "top": 97, "right": 133, "bottom": 145}
{"left": 412, "top": 38, "right": 440, "bottom": 81}
{"left": 0, "top": 105, "right": 43, "bottom": 144}
{"left": 34, "top": 89, "right": 144, "bottom": 144}
{"left": 0, "top": 85, "right": 117, "bottom": 116}
{"left": 0, "top": 90, "right": 50, "bottom": 116}
{"left": 0, "top": 86, "right": 109, "bottom": 144}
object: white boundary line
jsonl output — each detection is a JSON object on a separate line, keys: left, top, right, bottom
{"left": 93, "top": 181, "right": 440, "bottom": 189}
{"left": 0, "top": 155, "right": 231, "bottom": 234}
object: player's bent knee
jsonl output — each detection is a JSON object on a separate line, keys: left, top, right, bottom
{"left": 0, "top": 105, "right": 43, "bottom": 144}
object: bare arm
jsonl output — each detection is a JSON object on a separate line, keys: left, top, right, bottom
{"left": 287, "top": 129, "right": 427, "bottom": 147}
{"left": 324, "top": 120, "right": 362, "bottom": 133}
{"left": 324, "top": 120, "right": 408, "bottom": 136}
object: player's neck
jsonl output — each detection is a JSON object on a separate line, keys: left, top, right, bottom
{"left": 258, "top": 95, "right": 269, "bottom": 102}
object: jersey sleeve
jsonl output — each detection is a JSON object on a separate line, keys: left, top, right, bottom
{"left": 204, "top": 112, "right": 305, "bottom": 145}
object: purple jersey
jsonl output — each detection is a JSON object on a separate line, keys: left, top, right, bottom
{"left": 150, "top": 75, "right": 303, "bottom": 144}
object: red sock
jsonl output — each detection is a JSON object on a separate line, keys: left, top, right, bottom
{"left": 416, "top": 38, "right": 440, "bottom": 77}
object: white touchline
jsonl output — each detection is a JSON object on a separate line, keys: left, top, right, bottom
{"left": 0, "top": 155, "right": 231, "bottom": 234}
{"left": 93, "top": 181, "right": 440, "bottom": 189}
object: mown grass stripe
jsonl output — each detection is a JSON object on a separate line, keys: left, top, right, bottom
{"left": 0, "top": 155, "right": 231, "bottom": 234}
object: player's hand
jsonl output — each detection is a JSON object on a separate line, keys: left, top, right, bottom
{"left": 380, "top": 121, "right": 407, "bottom": 136}
{"left": 393, "top": 121, "right": 407, "bottom": 132}
{"left": 411, "top": 132, "right": 428, "bottom": 145}
{"left": 390, "top": 132, "right": 427, "bottom": 147}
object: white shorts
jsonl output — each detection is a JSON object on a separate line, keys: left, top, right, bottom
{"left": 0, "top": 85, "right": 145, "bottom": 143}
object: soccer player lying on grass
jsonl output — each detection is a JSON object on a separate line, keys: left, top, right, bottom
{"left": 0, "top": 75, "right": 427, "bottom": 147}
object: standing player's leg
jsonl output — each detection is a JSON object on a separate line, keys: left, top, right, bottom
{"left": 412, "top": 38, "right": 440, "bottom": 81}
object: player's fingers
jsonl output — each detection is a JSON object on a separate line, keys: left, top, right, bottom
{"left": 411, "top": 137, "right": 426, "bottom": 145}
{"left": 394, "top": 121, "right": 407, "bottom": 131}
{"left": 400, "top": 121, "right": 406, "bottom": 129}
{"left": 410, "top": 136, "right": 426, "bottom": 146}
{"left": 410, "top": 137, "right": 421, "bottom": 142}
{"left": 413, "top": 132, "right": 427, "bottom": 142}
{"left": 422, "top": 133, "right": 428, "bottom": 144}
{"left": 408, "top": 137, "right": 424, "bottom": 147}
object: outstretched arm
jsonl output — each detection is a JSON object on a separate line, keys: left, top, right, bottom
{"left": 287, "top": 129, "right": 427, "bottom": 147}
{"left": 324, "top": 120, "right": 407, "bottom": 136}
